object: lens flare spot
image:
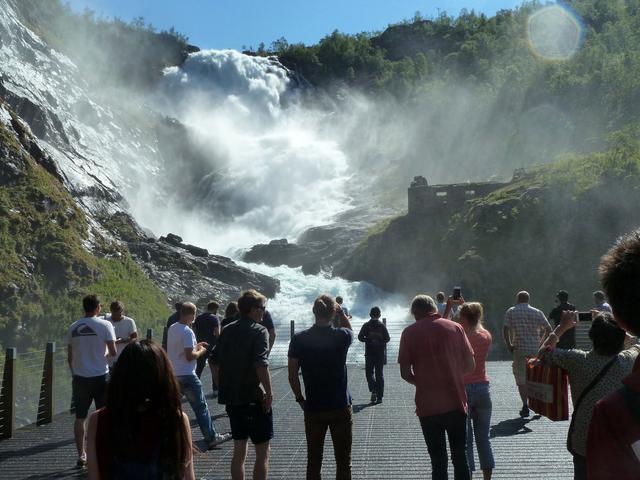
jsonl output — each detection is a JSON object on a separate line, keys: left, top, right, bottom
{"left": 527, "top": 4, "right": 584, "bottom": 61}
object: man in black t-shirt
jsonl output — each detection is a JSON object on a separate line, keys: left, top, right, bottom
{"left": 194, "top": 301, "right": 221, "bottom": 394}
{"left": 212, "top": 290, "right": 273, "bottom": 480}
{"left": 548, "top": 290, "right": 577, "bottom": 349}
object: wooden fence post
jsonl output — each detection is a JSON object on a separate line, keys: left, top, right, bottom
{"left": 37, "top": 342, "right": 55, "bottom": 426}
{"left": 146, "top": 328, "right": 153, "bottom": 341}
{"left": 0, "top": 347, "right": 17, "bottom": 439}
{"left": 290, "top": 320, "right": 295, "bottom": 339}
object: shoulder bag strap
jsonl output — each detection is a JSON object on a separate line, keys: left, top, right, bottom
{"left": 567, "top": 355, "right": 618, "bottom": 455}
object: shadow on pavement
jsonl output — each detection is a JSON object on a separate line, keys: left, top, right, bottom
{"left": 489, "top": 415, "right": 542, "bottom": 438}
{"left": 24, "top": 468, "right": 85, "bottom": 479}
{"left": 353, "top": 403, "right": 375, "bottom": 414}
{"left": 0, "top": 438, "right": 75, "bottom": 463}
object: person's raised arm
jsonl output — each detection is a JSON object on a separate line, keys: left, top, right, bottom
{"left": 540, "top": 310, "right": 577, "bottom": 354}
{"left": 340, "top": 314, "right": 352, "bottom": 330}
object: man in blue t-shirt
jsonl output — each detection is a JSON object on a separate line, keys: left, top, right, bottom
{"left": 288, "top": 294, "right": 353, "bottom": 480}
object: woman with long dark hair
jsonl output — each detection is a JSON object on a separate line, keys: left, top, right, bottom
{"left": 86, "top": 339, "right": 194, "bottom": 479}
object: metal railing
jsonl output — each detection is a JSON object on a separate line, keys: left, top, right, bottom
{"left": 0, "top": 321, "right": 401, "bottom": 440}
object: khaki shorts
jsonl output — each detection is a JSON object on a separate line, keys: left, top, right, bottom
{"left": 512, "top": 350, "right": 535, "bottom": 386}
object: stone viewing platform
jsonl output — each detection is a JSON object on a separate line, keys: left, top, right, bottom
{"left": 407, "top": 169, "right": 528, "bottom": 216}
{"left": 0, "top": 361, "right": 573, "bottom": 479}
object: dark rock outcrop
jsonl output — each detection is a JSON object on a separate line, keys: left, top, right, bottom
{"left": 242, "top": 207, "right": 397, "bottom": 275}
{"left": 100, "top": 213, "right": 279, "bottom": 309}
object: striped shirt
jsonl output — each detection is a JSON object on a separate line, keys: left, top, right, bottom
{"left": 504, "top": 303, "right": 551, "bottom": 353}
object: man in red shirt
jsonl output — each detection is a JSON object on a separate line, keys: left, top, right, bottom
{"left": 398, "top": 295, "right": 475, "bottom": 480}
{"left": 587, "top": 229, "right": 640, "bottom": 479}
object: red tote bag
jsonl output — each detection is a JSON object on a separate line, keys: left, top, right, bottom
{"left": 525, "top": 357, "right": 569, "bottom": 421}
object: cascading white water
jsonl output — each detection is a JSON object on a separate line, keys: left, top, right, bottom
{"left": 241, "top": 262, "right": 411, "bottom": 364}
{"left": 138, "top": 49, "right": 412, "bottom": 355}
{"left": 131, "top": 49, "right": 353, "bottom": 253}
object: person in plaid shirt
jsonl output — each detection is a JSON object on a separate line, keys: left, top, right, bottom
{"left": 502, "top": 291, "right": 552, "bottom": 417}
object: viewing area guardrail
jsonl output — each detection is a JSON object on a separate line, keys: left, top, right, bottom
{"left": 0, "top": 319, "right": 391, "bottom": 440}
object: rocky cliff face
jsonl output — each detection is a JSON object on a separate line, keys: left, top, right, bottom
{"left": 338, "top": 142, "right": 640, "bottom": 337}
{"left": 0, "top": 1, "right": 279, "bottom": 348}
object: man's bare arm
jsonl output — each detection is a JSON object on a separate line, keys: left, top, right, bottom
{"left": 288, "top": 358, "right": 303, "bottom": 398}
{"left": 256, "top": 365, "right": 273, "bottom": 412}
{"left": 502, "top": 326, "right": 514, "bottom": 352}
{"left": 400, "top": 362, "right": 416, "bottom": 385}
{"left": 106, "top": 340, "right": 117, "bottom": 358}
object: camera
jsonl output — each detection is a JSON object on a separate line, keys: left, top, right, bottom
{"left": 575, "top": 311, "right": 592, "bottom": 322}
{"left": 453, "top": 287, "right": 461, "bottom": 300}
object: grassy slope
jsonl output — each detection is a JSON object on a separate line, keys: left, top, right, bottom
{"left": 0, "top": 116, "right": 169, "bottom": 350}
{"left": 340, "top": 128, "right": 640, "bottom": 343}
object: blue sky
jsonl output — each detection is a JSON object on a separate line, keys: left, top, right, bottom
{"left": 66, "top": 0, "right": 524, "bottom": 50}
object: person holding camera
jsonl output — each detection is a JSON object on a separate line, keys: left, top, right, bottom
{"left": 502, "top": 291, "right": 552, "bottom": 418}
{"left": 288, "top": 295, "right": 354, "bottom": 480}
{"left": 587, "top": 230, "right": 640, "bottom": 479}
{"left": 540, "top": 310, "right": 639, "bottom": 480}
{"left": 358, "top": 306, "right": 390, "bottom": 404}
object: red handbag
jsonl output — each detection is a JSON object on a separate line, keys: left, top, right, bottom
{"left": 525, "top": 357, "right": 569, "bottom": 421}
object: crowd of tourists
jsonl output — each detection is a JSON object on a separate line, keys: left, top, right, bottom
{"left": 63, "top": 228, "right": 640, "bottom": 479}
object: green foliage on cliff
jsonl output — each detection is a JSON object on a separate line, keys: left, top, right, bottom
{"left": 0, "top": 118, "right": 169, "bottom": 350}
{"left": 13, "top": 0, "right": 192, "bottom": 88}
{"left": 272, "top": 0, "right": 640, "bottom": 175}
{"left": 340, "top": 126, "right": 640, "bottom": 354}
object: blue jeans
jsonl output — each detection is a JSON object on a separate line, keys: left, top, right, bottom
{"left": 177, "top": 374, "right": 217, "bottom": 441}
{"left": 465, "top": 383, "right": 495, "bottom": 471}
{"left": 419, "top": 410, "right": 470, "bottom": 480}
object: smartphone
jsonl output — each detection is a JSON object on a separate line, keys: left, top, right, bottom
{"left": 576, "top": 312, "right": 592, "bottom": 322}
{"left": 453, "top": 287, "right": 461, "bottom": 300}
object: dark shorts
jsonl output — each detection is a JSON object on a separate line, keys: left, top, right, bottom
{"left": 226, "top": 404, "right": 273, "bottom": 444}
{"left": 72, "top": 374, "right": 108, "bottom": 419}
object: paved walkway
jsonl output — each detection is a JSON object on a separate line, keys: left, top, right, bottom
{"left": 0, "top": 362, "right": 573, "bottom": 479}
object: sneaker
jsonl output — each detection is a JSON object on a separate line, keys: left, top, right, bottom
{"left": 519, "top": 406, "right": 530, "bottom": 418}
{"left": 370, "top": 393, "right": 377, "bottom": 404}
{"left": 208, "top": 432, "right": 232, "bottom": 449}
{"left": 76, "top": 453, "right": 87, "bottom": 468}
{"left": 376, "top": 397, "right": 383, "bottom": 404}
